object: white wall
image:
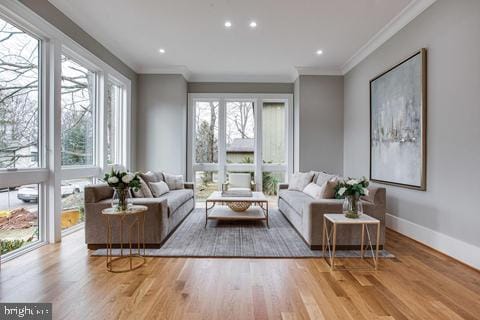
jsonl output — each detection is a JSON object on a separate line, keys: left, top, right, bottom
{"left": 295, "top": 75, "right": 344, "bottom": 175}
{"left": 344, "top": 0, "right": 480, "bottom": 267}
{"left": 136, "top": 74, "right": 187, "bottom": 175}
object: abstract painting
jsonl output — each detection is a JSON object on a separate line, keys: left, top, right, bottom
{"left": 370, "top": 49, "right": 427, "bottom": 190}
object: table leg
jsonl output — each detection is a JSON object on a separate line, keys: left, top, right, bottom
{"left": 266, "top": 201, "right": 269, "bottom": 228}
{"left": 331, "top": 223, "right": 337, "bottom": 271}
{"left": 322, "top": 217, "right": 326, "bottom": 257}
{"left": 106, "top": 216, "right": 111, "bottom": 271}
{"left": 205, "top": 201, "right": 208, "bottom": 228}
{"left": 375, "top": 222, "right": 380, "bottom": 270}
{"left": 120, "top": 217, "right": 124, "bottom": 257}
{"left": 361, "top": 224, "right": 365, "bottom": 258}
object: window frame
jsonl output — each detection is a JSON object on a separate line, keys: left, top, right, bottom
{"left": 0, "top": 0, "right": 133, "bottom": 260}
{"left": 188, "top": 93, "right": 293, "bottom": 194}
{"left": 0, "top": 10, "right": 49, "bottom": 260}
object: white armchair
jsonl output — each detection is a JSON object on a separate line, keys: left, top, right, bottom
{"left": 222, "top": 173, "right": 255, "bottom": 191}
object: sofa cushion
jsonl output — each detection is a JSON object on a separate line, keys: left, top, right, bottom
{"left": 163, "top": 173, "right": 185, "bottom": 190}
{"left": 278, "top": 189, "right": 313, "bottom": 215}
{"left": 315, "top": 172, "right": 336, "bottom": 187}
{"left": 303, "top": 182, "right": 323, "bottom": 199}
{"left": 288, "top": 172, "right": 314, "bottom": 191}
{"left": 149, "top": 181, "right": 170, "bottom": 197}
{"left": 164, "top": 189, "right": 194, "bottom": 215}
{"left": 132, "top": 177, "right": 153, "bottom": 198}
{"left": 140, "top": 171, "right": 164, "bottom": 184}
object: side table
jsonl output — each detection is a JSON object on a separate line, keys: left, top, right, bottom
{"left": 101, "top": 205, "right": 148, "bottom": 273}
{"left": 322, "top": 213, "right": 381, "bottom": 271}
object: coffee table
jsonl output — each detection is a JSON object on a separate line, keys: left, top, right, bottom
{"left": 205, "top": 191, "right": 269, "bottom": 228}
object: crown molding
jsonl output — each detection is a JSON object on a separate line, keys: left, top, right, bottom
{"left": 188, "top": 73, "right": 293, "bottom": 83}
{"left": 341, "top": 0, "right": 438, "bottom": 75}
{"left": 294, "top": 66, "right": 343, "bottom": 78}
{"left": 137, "top": 65, "right": 192, "bottom": 80}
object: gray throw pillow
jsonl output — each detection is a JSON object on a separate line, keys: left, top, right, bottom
{"left": 163, "top": 173, "right": 185, "bottom": 190}
{"left": 132, "top": 177, "right": 153, "bottom": 198}
{"left": 315, "top": 172, "right": 336, "bottom": 187}
{"left": 149, "top": 181, "right": 170, "bottom": 197}
{"left": 288, "top": 172, "right": 314, "bottom": 191}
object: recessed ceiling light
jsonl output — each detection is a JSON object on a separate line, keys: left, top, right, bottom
{"left": 224, "top": 21, "right": 232, "bottom": 28}
{"left": 316, "top": 49, "right": 323, "bottom": 55}
{"left": 159, "top": 48, "right": 165, "bottom": 54}
{"left": 249, "top": 21, "right": 257, "bottom": 28}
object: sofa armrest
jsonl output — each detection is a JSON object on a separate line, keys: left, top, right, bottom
{"left": 85, "top": 184, "right": 113, "bottom": 203}
{"left": 278, "top": 183, "right": 289, "bottom": 190}
{"left": 85, "top": 198, "right": 169, "bottom": 245}
{"left": 184, "top": 182, "right": 194, "bottom": 190}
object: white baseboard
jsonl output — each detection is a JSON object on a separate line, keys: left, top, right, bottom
{"left": 386, "top": 213, "right": 480, "bottom": 270}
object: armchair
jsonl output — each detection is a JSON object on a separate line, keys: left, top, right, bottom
{"left": 222, "top": 173, "right": 255, "bottom": 191}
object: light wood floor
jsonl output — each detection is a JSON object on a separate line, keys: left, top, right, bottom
{"left": 1, "top": 229, "right": 479, "bottom": 320}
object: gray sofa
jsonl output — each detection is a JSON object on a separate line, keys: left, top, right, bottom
{"left": 84, "top": 182, "right": 194, "bottom": 249}
{"left": 278, "top": 172, "right": 386, "bottom": 249}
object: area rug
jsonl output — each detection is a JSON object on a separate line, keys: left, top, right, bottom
{"left": 92, "top": 208, "right": 395, "bottom": 258}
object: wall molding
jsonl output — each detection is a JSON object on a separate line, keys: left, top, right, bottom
{"left": 138, "top": 65, "right": 192, "bottom": 80}
{"left": 341, "top": 0, "right": 438, "bottom": 74}
{"left": 386, "top": 213, "right": 480, "bottom": 270}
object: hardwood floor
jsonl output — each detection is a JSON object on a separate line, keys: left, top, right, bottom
{"left": 1, "top": 229, "right": 479, "bottom": 320}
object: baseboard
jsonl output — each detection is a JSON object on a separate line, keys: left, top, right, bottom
{"left": 385, "top": 213, "right": 480, "bottom": 270}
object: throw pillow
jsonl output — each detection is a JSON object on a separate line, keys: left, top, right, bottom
{"left": 315, "top": 171, "right": 336, "bottom": 187}
{"left": 319, "top": 178, "right": 339, "bottom": 199}
{"left": 163, "top": 173, "right": 185, "bottom": 190}
{"left": 140, "top": 171, "right": 163, "bottom": 184}
{"left": 149, "top": 181, "right": 170, "bottom": 197}
{"left": 303, "top": 182, "right": 323, "bottom": 199}
{"left": 288, "top": 172, "right": 314, "bottom": 191}
{"left": 132, "top": 177, "right": 153, "bottom": 198}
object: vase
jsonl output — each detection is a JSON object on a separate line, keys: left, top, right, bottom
{"left": 343, "top": 195, "right": 363, "bottom": 219}
{"left": 112, "top": 188, "right": 130, "bottom": 211}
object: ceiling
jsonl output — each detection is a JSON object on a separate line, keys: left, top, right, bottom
{"left": 48, "top": 0, "right": 415, "bottom": 81}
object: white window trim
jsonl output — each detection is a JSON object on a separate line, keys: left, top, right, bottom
{"left": 0, "top": 0, "right": 133, "bottom": 255}
{"left": 188, "top": 93, "right": 293, "bottom": 192}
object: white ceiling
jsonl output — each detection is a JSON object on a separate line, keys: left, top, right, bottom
{"left": 48, "top": 0, "right": 415, "bottom": 81}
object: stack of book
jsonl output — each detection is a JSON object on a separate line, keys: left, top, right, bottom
{"left": 221, "top": 190, "right": 252, "bottom": 197}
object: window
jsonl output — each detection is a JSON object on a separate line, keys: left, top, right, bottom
{"left": 189, "top": 94, "right": 293, "bottom": 205}
{"left": 262, "top": 102, "right": 286, "bottom": 164}
{"left": 61, "top": 55, "right": 96, "bottom": 166}
{"left": 194, "top": 101, "right": 219, "bottom": 164}
{"left": 106, "top": 80, "right": 126, "bottom": 166}
{"left": 0, "top": 184, "right": 41, "bottom": 255}
{"left": 61, "top": 178, "right": 93, "bottom": 231}
{"left": 194, "top": 171, "right": 218, "bottom": 203}
{"left": 0, "top": 4, "right": 133, "bottom": 260}
{"left": 226, "top": 101, "right": 255, "bottom": 164}
{"left": 0, "top": 17, "right": 40, "bottom": 169}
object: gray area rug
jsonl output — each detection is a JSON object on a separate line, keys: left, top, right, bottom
{"left": 92, "top": 208, "right": 395, "bottom": 258}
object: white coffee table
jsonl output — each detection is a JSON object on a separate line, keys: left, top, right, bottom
{"left": 322, "top": 213, "right": 381, "bottom": 271}
{"left": 205, "top": 191, "right": 269, "bottom": 228}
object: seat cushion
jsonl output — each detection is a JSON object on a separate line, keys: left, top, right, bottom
{"left": 278, "top": 189, "right": 313, "bottom": 216}
{"left": 164, "top": 189, "right": 194, "bottom": 215}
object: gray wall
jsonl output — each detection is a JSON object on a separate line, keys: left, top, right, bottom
{"left": 19, "top": 0, "right": 139, "bottom": 169}
{"left": 136, "top": 74, "right": 188, "bottom": 175}
{"left": 295, "top": 75, "right": 344, "bottom": 175}
{"left": 344, "top": 0, "right": 480, "bottom": 247}
{"left": 188, "top": 82, "right": 293, "bottom": 94}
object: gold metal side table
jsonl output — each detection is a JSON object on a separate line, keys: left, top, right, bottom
{"left": 101, "top": 205, "right": 148, "bottom": 273}
{"left": 322, "top": 213, "right": 381, "bottom": 271}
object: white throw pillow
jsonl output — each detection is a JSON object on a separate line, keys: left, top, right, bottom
{"left": 288, "top": 172, "right": 314, "bottom": 191}
{"left": 163, "top": 173, "right": 185, "bottom": 190}
{"left": 303, "top": 182, "right": 323, "bottom": 199}
{"left": 149, "top": 181, "right": 170, "bottom": 197}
